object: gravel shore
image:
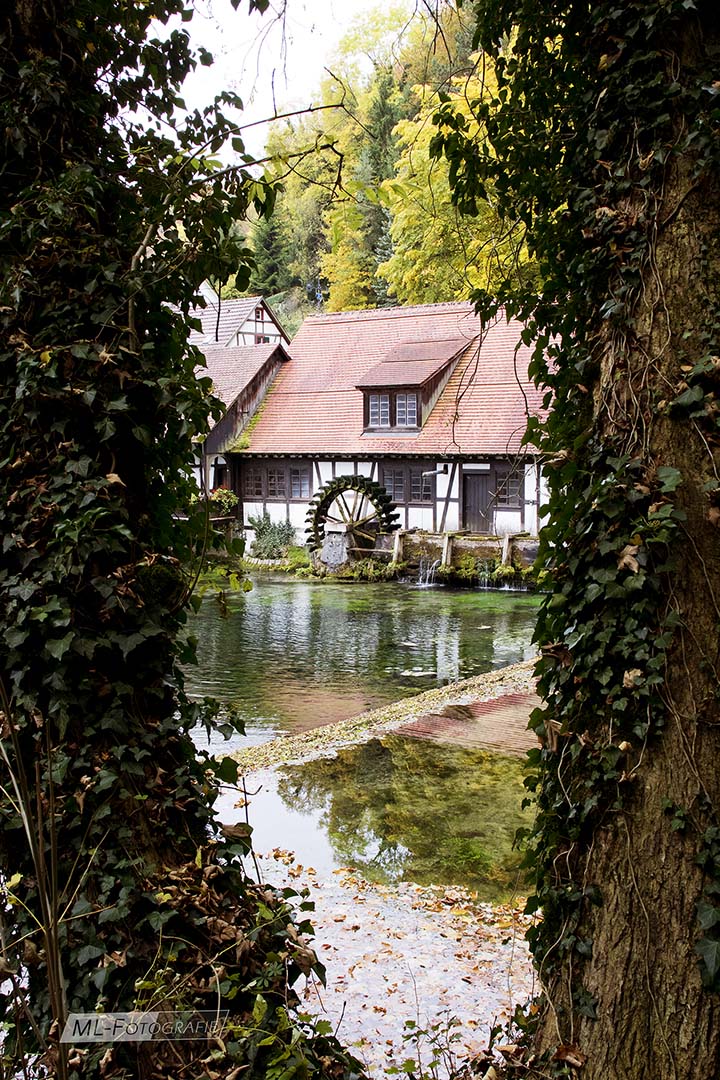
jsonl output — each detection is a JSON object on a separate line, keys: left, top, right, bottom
{"left": 230, "top": 658, "right": 538, "bottom": 773}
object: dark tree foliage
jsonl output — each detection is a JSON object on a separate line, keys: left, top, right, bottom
{"left": 433, "top": 1, "right": 720, "bottom": 1076}
{"left": 0, "top": 2, "right": 365, "bottom": 1078}
{"left": 249, "top": 212, "right": 294, "bottom": 295}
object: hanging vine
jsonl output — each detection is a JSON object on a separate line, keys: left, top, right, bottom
{"left": 0, "top": 2, "right": 366, "bottom": 1078}
{"left": 432, "top": 1, "right": 720, "bottom": 1073}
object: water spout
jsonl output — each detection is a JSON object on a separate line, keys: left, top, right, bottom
{"left": 417, "top": 556, "right": 441, "bottom": 588}
{"left": 477, "top": 559, "right": 496, "bottom": 590}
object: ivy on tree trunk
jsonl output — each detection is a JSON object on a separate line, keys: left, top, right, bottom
{"left": 433, "top": 1, "right": 720, "bottom": 1076}
{"left": 0, "top": 2, "right": 364, "bottom": 1078}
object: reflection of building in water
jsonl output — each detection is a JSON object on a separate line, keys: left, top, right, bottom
{"left": 433, "top": 614, "right": 461, "bottom": 683}
{"left": 492, "top": 612, "right": 537, "bottom": 668}
{"left": 185, "top": 580, "right": 538, "bottom": 736}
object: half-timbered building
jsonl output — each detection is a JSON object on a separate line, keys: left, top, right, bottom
{"left": 190, "top": 294, "right": 289, "bottom": 349}
{"left": 198, "top": 301, "right": 547, "bottom": 539}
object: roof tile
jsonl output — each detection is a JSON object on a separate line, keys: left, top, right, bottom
{"left": 238, "top": 302, "right": 545, "bottom": 456}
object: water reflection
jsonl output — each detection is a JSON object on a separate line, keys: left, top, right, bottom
{"left": 223, "top": 736, "right": 533, "bottom": 901}
{"left": 186, "top": 576, "right": 539, "bottom": 742}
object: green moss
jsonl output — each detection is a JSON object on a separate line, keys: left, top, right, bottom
{"left": 227, "top": 383, "right": 273, "bottom": 452}
{"left": 284, "top": 545, "right": 311, "bottom": 572}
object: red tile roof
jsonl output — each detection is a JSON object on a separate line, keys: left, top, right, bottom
{"left": 356, "top": 337, "right": 468, "bottom": 388}
{"left": 196, "top": 344, "right": 286, "bottom": 408}
{"left": 238, "top": 302, "right": 545, "bottom": 457}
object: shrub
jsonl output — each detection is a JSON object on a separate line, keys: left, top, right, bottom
{"left": 248, "top": 512, "right": 297, "bottom": 559}
{"left": 208, "top": 487, "right": 239, "bottom": 515}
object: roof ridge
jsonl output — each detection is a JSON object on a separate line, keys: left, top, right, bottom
{"left": 300, "top": 301, "right": 480, "bottom": 324}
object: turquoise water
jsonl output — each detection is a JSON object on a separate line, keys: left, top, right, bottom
{"left": 190, "top": 575, "right": 540, "bottom": 896}
{"left": 186, "top": 574, "right": 540, "bottom": 744}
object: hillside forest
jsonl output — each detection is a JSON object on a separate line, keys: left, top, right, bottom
{"left": 231, "top": 3, "right": 536, "bottom": 330}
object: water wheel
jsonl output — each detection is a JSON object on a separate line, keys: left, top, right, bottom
{"left": 305, "top": 475, "right": 401, "bottom": 552}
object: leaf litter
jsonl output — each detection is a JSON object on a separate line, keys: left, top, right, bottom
{"left": 252, "top": 848, "right": 535, "bottom": 1078}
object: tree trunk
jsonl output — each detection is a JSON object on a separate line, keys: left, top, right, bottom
{"left": 533, "top": 14, "right": 720, "bottom": 1079}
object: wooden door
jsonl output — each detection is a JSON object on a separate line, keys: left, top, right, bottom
{"left": 462, "top": 472, "right": 492, "bottom": 533}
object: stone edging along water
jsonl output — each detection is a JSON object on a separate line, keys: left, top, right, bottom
{"left": 228, "top": 658, "right": 538, "bottom": 774}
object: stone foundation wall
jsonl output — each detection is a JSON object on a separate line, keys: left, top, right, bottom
{"left": 389, "top": 530, "right": 539, "bottom": 570}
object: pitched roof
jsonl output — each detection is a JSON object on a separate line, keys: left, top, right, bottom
{"left": 196, "top": 343, "right": 286, "bottom": 408}
{"left": 189, "top": 295, "right": 286, "bottom": 347}
{"left": 356, "top": 337, "right": 468, "bottom": 389}
{"left": 238, "top": 302, "right": 545, "bottom": 457}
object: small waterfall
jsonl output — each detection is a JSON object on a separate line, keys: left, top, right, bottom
{"left": 477, "top": 559, "right": 496, "bottom": 590}
{"left": 417, "top": 556, "right": 441, "bottom": 587}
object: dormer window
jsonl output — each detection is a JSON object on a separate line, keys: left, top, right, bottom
{"left": 367, "top": 391, "right": 419, "bottom": 429}
{"left": 357, "top": 336, "right": 469, "bottom": 435}
{"left": 369, "top": 393, "right": 389, "bottom": 426}
{"left": 396, "top": 392, "right": 417, "bottom": 426}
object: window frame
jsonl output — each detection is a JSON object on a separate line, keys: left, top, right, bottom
{"left": 492, "top": 465, "right": 523, "bottom": 509}
{"left": 364, "top": 389, "right": 421, "bottom": 431}
{"left": 380, "top": 461, "right": 435, "bottom": 506}
{"left": 241, "top": 461, "right": 313, "bottom": 502}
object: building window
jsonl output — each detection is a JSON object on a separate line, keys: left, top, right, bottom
{"left": 383, "top": 468, "right": 405, "bottom": 502}
{"left": 369, "top": 393, "right": 390, "bottom": 427}
{"left": 410, "top": 467, "right": 433, "bottom": 503}
{"left": 395, "top": 393, "right": 418, "bottom": 427}
{"left": 290, "top": 467, "right": 311, "bottom": 499}
{"left": 255, "top": 306, "right": 264, "bottom": 320}
{"left": 494, "top": 467, "right": 522, "bottom": 508}
{"left": 381, "top": 462, "right": 434, "bottom": 505}
{"left": 267, "top": 469, "right": 286, "bottom": 498}
{"left": 366, "top": 390, "right": 420, "bottom": 430}
{"left": 243, "top": 467, "right": 263, "bottom": 499}
{"left": 255, "top": 334, "right": 271, "bottom": 344}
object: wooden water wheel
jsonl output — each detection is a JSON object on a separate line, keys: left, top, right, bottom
{"left": 305, "top": 475, "right": 400, "bottom": 552}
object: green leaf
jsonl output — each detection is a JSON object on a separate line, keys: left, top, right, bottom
{"left": 76, "top": 944, "right": 105, "bottom": 965}
{"left": 215, "top": 756, "right": 239, "bottom": 783}
{"left": 696, "top": 937, "right": 720, "bottom": 981}
{"left": 697, "top": 900, "right": 720, "bottom": 931}
{"left": 46, "top": 633, "right": 73, "bottom": 659}
{"left": 656, "top": 466, "right": 683, "bottom": 492}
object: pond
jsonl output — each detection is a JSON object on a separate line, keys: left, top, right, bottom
{"left": 186, "top": 574, "right": 540, "bottom": 745}
{"left": 216, "top": 737, "right": 534, "bottom": 902}
{"left": 190, "top": 576, "right": 540, "bottom": 899}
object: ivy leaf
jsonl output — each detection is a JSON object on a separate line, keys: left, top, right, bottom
{"left": 697, "top": 900, "right": 720, "bottom": 931}
{"left": 215, "top": 756, "right": 239, "bottom": 784}
{"left": 671, "top": 384, "right": 704, "bottom": 412}
{"left": 656, "top": 466, "right": 683, "bottom": 492}
{"left": 617, "top": 545, "right": 640, "bottom": 572}
{"left": 696, "top": 937, "right": 720, "bottom": 982}
{"left": 76, "top": 944, "right": 105, "bottom": 965}
{"left": 46, "top": 633, "right": 74, "bottom": 659}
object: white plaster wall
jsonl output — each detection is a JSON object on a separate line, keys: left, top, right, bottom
{"left": 243, "top": 500, "right": 265, "bottom": 521}
{"left": 317, "top": 462, "right": 334, "bottom": 486}
{"left": 407, "top": 506, "right": 435, "bottom": 531}
{"left": 495, "top": 510, "right": 522, "bottom": 535}
{"left": 356, "top": 461, "right": 374, "bottom": 477}
{"left": 436, "top": 465, "right": 451, "bottom": 499}
{"left": 288, "top": 504, "right": 307, "bottom": 529}
{"left": 444, "top": 504, "right": 461, "bottom": 530}
{"left": 524, "top": 463, "right": 539, "bottom": 536}
{"left": 539, "top": 466, "right": 550, "bottom": 522}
